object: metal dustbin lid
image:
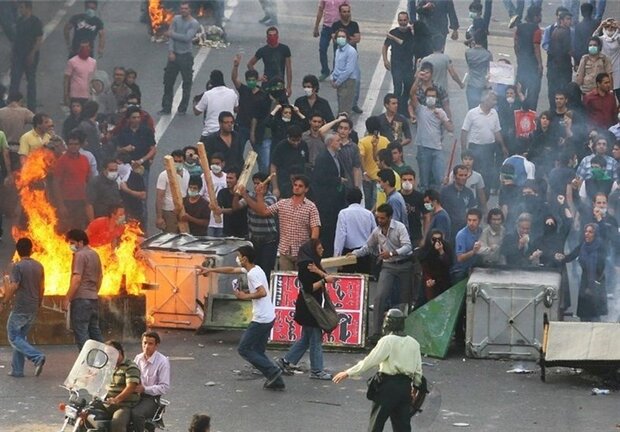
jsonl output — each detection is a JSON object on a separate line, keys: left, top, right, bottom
{"left": 141, "top": 233, "right": 252, "bottom": 255}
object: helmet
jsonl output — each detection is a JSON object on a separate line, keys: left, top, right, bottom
{"left": 382, "top": 308, "right": 406, "bottom": 336}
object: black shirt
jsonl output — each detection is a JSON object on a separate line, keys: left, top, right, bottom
{"left": 120, "top": 171, "right": 145, "bottom": 222}
{"left": 201, "top": 131, "right": 244, "bottom": 169}
{"left": 271, "top": 139, "right": 309, "bottom": 198}
{"left": 294, "top": 95, "right": 335, "bottom": 124}
{"left": 68, "top": 13, "right": 104, "bottom": 55}
{"left": 86, "top": 175, "right": 122, "bottom": 219}
{"left": 440, "top": 183, "right": 475, "bottom": 236}
{"left": 402, "top": 190, "right": 427, "bottom": 243}
{"left": 183, "top": 196, "right": 210, "bottom": 236}
{"left": 114, "top": 125, "right": 156, "bottom": 169}
{"left": 13, "top": 14, "right": 43, "bottom": 58}
{"left": 236, "top": 84, "right": 271, "bottom": 128}
{"left": 378, "top": 113, "right": 412, "bottom": 145}
{"left": 254, "top": 43, "right": 291, "bottom": 82}
{"left": 217, "top": 188, "right": 248, "bottom": 237}
{"left": 384, "top": 28, "right": 415, "bottom": 69}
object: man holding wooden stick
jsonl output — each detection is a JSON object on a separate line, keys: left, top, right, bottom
{"left": 155, "top": 150, "right": 190, "bottom": 233}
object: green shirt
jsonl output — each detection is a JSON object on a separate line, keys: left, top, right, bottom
{"left": 346, "top": 334, "right": 423, "bottom": 386}
{"left": 106, "top": 359, "right": 141, "bottom": 407}
{"left": 0, "top": 131, "right": 7, "bottom": 152}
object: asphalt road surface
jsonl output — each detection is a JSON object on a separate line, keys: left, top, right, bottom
{"left": 1, "top": 0, "right": 620, "bottom": 431}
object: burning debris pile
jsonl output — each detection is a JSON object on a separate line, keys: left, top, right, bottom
{"left": 12, "top": 149, "right": 148, "bottom": 296}
{"left": 148, "top": 0, "right": 174, "bottom": 42}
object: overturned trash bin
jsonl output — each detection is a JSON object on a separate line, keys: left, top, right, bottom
{"left": 466, "top": 267, "right": 561, "bottom": 360}
{"left": 141, "top": 233, "right": 251, "bottom": 329}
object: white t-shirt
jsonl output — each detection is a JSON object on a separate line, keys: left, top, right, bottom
{"left": 195, "top": 86, "right": 239, "bottom": 136}
{"left": 156, "top": 169, "right": 190, "bottom": 211}
{"left": 462, "top": 106, "right": 501, "bottom": 145}
{"left": 245, "top": 266, "right": 275, "bottom": 323}
{"left": 200, "top": 171, "right": 227, "bottom": 228}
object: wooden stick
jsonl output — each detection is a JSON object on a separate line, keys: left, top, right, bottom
{"left": 260, "top": 173, "right": 275, "bottom": 187}
{"left": 163, "top": 155, "right": 190, "bottom": 233}
{"left": 443, "top": 138, "right": 458, "bottom": 184}
{"left": 196, "top": 142, "right": 222, "bottom": 223}
{"left": 235, "top": 150, "right": 258, "bottom": 194}
{"left": 321, "top": 255, "right": 357, "bottom": 269}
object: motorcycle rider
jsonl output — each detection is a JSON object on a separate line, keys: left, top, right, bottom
{"left": 105, "top": 340, "right": 141, "bottom": 432}
{"left": 132, "top": 331, "right": 171, "bottom": 432}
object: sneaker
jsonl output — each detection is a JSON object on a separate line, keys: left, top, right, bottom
{"left": 264, "top": 368, "right": 283, "bottom": 387}
{"left": 352, "top": 106, "right": 363, "bottom": 114}
{"left": 264, "top": 378, "right": 286, "bottom": 391}
{"left": 310, "top": 370, "right": 333, "bottom": 380}
{"left": 318, "top": 72, "right": 330, "bottom": 82}
{"left": 157, "top": 109, "right": 171, "bottom": 116}
{"left": 509, "top": 15, "right": 520, "bottom": 29}
{"left": 262, "top": 18, "right": 278, "bottom": 26}
{"left": 34, "top": 357, "right": 45, "bottom": 377}
{"left": 275, "top": 357, "right": 294, "bottom": 376}
{"left": 7, "top": 371, "right": 24, "bottom": 378}
{"left": 258, "top": 15, "right": 270, "bottom": 24}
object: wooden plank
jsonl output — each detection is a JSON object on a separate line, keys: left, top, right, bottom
{"left": 196, "top": 142, "right": 222, "bottom": 224}
{"left": 235, "top": 150, "right": 258, "bottom": 194}
{"left": 321, "top": 255, "right": 357, "bottom": 269}
{"left": 163, "top": 155, "right": 190, "bottom": 233}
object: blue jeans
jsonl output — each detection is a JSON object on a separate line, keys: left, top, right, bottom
{"left": 10, "top": 53, "right": 38, "bottom": 112}
{"left": 589, "top": 0, "right": 606, "bottom": 21}
{"left": 254, "top": 138, "right": 271, "bottom": 175}
{"left": 407, "top": 0, "right": 417, "bottom": 22}
{"left": 416, "top": 146, "right": 445, "bottom": 192}
{"left": 284, "top": 325, "right": 324, "bottom": 372}
{"left": 70, "top": 298, "right": 103, "bottom": 351}
{"left": 7, "top": 311, "right": 45, "bottom": 376}
{"left": 353, "top": 64, "right": 361, "bottom": 108}
{"left": 319, "top": 25, "right": 332, "bottom": 76}
{"left": 237, "top": 320, "right": 281, "bottom": 379}
{"left": 466, "top": 86, "right": 484, "bottom": 110}
{"left": 363, "top": 179, "right": 377, "bottom": 210}
{"left": 207, "top": 226, "right": 224, "bottom": 237}
{"left": 391, "top": 67, "right": 414, "bottom": 116}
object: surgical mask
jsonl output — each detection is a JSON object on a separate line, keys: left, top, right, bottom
{"left": 588, "top": 46, "right": 599, "bottom": 55}
{"left": 599, "top": 207, "right": 608, "bottom": 216}
{"left": 85, "top": 8, "right": 96, "bottom": 18}
{"left": 398, "top": 24, "right": 408, "bottom": 31}
{"left": 336, "top": 37, "right": 347, "bottom": 47}
{"left": 117, "top": 216, "right": 126, "bottom": 225}
{"left": 506, "top": 97, "right": 515, "bottom": 104}
{"left": 424, "top": 202, "right": 434, "bottom": 211}
{"left": 188, "top": 190, "right": 199, "bottom": 198}
{"left": 401, "top": 180, "right": 414, "bottom": 191}
{"left": 425, "top": 96, "right": 436, "bottom": 108}
{"left": 174, "top": 162, "right": 184, "bottom": 172}
{"left": 303, "top": 87, "right": 313, "bottom": 97}
{"left": 235, "top": 256, "right": 242, "bottom": 266}
{"left": 106, "top": 171, "right": 118, "bottom": 181}
{"left": 605, "top": 29, "right": 617, "bottom": 38}
{"left": 185, "top": 160, "right": 196, "bottom": 167}
{"left": 69, "top": 244, "right": 78, "bottom": 253}
{"left": 247, "top": 80, "right": 257, "bottom": 89}
{"left": 282, "top": 116, "right": 291, "bottom": 123}
{"left": 469, "top": 11, "right": 478, "bottom": 19}
{"left": 210, "top": 164, "right": 222, "bottom": 174}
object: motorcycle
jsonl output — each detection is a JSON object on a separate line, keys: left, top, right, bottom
{"left": 58, "top": 339, "right": 169, "bottom": 432}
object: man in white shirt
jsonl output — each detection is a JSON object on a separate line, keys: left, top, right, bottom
{"left": 193, "top": 69, "right": 238, "bottom": 140}
{"left": 460, "top": 90, "right": 507, "bottom": 194}
{"left": 132, "top": 331, "right": 170, "bottom": 432}
{"left": 155, "top": 150, "right": 190, "bottom": 233}
{"left": 333, "top": 187, "right": 376, "bottom": 274}
{"left": 199, "top": 153, "right": 227, "bottom": 237}
{"left": 198, "top": 245, "right": 285, "bottom": 390}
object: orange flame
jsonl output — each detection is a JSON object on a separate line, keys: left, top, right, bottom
{"left": 148, "top": 0, "right": 175, "bottom": 33}
{"left": 13, "top": 149, "right": 148, "bottom": 296}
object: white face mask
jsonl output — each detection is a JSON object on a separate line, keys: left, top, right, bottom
{"left": 336, "top": 37, "right": 347, "bottom": 47}
{"left": 235, "top": 256, "right": 242, "bottom": 266}
{"left": 506, "top": 97, "right": 515, "bottom": 104}
{"left": 282, "top": 116, "right": 291, "bottom": 123}
{"left": 401, "top": 180, "right": 414, "bottom": 191}
{"left": 605, "top": 29, "right": 617, "bottom": 38}
{"left": 425, "top": 96, "right": 436, "bottom": 108}
{"left": 106, "top": 171, "right": 118, "bottom": 181}
{"left": 424, "top": 202, "right": 434, "bottom": 211}
{"left": 210, "top": 164, "right": 222, "bottom": 174}
{"left": 303, "top": 87, "right": 313, "bottom": 97}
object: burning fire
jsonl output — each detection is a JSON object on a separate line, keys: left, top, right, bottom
{"left": 13, "top": 148, "right": 148, "bottom": 296}
{"left": 148, "top": 0, "right": 174, "bottom": 34}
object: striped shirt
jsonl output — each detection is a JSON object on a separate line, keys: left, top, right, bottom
{"left": 267, "top": 197, "right": 321, "bottom": 256}
{"left": 240, "top": 192, "right": 278, "bottom": 239}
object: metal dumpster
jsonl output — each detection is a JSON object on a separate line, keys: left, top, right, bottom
{"left": 466, "top": 267, "right": 561, "bottom": 360}
{"left": 141, "top": 233, "right": 252, "bottom": 329}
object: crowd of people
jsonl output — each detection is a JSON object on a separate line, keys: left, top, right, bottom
{"left": 1, "top": 0, "right": 620, "bottom": 430}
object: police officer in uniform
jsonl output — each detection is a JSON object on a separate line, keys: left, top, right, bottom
{"left": 333, "top": 309, "right": 423, "bottom": 432}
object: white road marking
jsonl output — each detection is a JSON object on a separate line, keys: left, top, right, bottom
{"left": 154, "top": 0, "right": 238, "bottom": 142}
{"left": 354, "top": 0, "right": 406, "bottom": 133}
